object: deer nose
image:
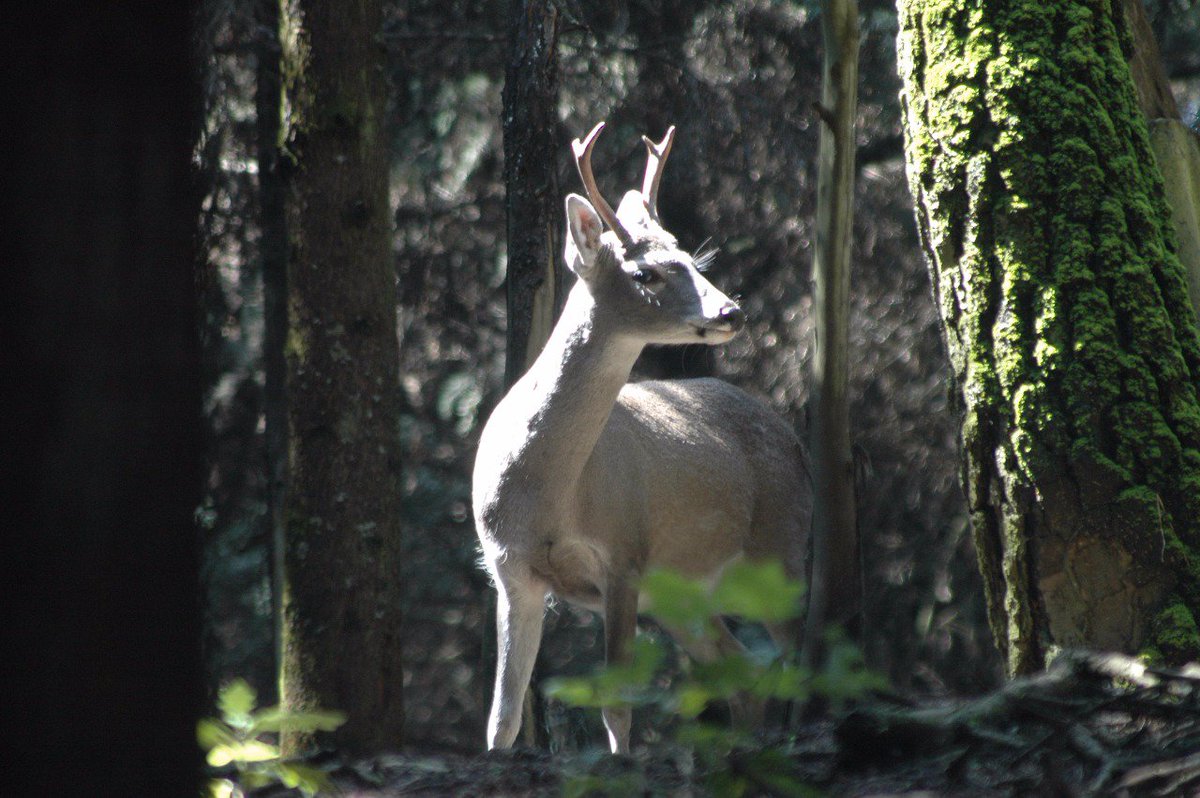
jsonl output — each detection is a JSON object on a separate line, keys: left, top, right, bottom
{"left": 718, "top": 304, "right": 745, "bottom": 331}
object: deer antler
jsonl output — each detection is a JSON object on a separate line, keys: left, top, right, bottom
{"left": 571, "top": 122, "right": 635, "bottom": 249}
{"left": 640, "top": 125, "right": 675, "bottom": 225}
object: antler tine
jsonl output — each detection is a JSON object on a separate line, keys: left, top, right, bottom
{"left": 571, "top": 121, "right": 635, "bottom": 249}
{"left": 640, "top": 125, "right": 676, "bottom": 223}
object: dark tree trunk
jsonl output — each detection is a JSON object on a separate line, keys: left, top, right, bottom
{"left": 1, "top": 3, "right": 203, "bottom": 794}
{"left": 256, "top": 0, "right": 289, "bottom": 703}
{"left": 502, "top": 0, "right": 564, "bottom": 389}
{"left": 278, "top": 0, "right": 405, "bottom": 754}
{"left": 499, "top": 0, "right": 563, "bottom": 749}
{"left": 896, "top": 0, "right": 1200, "bottom": 674}
{"left": 804, "top": 0, "right": 862, "bottom": 668}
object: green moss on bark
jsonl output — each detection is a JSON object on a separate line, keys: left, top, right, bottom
{"left": 898, "top": 0, "right": 1200, "bottom": 672}
{"left": 1142, "top": 601, "right": 1200, "bottom": 663}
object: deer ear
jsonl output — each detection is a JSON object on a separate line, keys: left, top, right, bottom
{"left": 565, "top": 193, "right": 603, "bottom": 277}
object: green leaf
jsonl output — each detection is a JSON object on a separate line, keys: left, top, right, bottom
{"left": 204, "top": 778, "right": 237, "bottom": 798}
{"left": 711, "top": 560, "right": 804, "bottom": 622}
{"left": 250, "top": 707, "right": 347, "bottom": 734}
{"left": 809, "top": 639, "right": 887, "bottom": 704}
{"left": 593, "top": 637, "right": 666, "bottom": 701}
{"left": 196, "top": 718, "right": 237, "bottom": 751}
{"left": 641, "top": 568, "right": 714, "bottom": 632}
{"left": 545, "top": 637, "right": 667, "bottom": 708}
{"left": 206, "top": 740, "right": 278, "bottom": 768}
{"left": 622, "top": 636, "right": 668, "bottom": 684}
{"left": 753, "top": 661, "right": 813, "bottom": 701}
{"left": 274, "top": 762, "right": 335, "bottom": 797}
{"left": 674, "top": 683, "right": 713, "bottom": 719}
{"left": 543, "top": 677, "right": 600, "bottom": 707}
{"left": 218, "top": 679, "right": 257, "bottom": 729}
{"left": 704, "top": 769, "right": 749, "bottom": 798}
{"left": 690, "top": 653, "right": 757, "bottom": 696}
{"left": 240, "top": 771, "right": 274, "bottom": 790}
{"left": 206, "top": 746, "right": 236, "bottom": 768}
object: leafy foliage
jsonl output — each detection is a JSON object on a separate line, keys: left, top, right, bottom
{"left": 198, "top": 679, "right": 345, "bottom": 798}
{"left": 546, "top": 561, "right": 885, "bottom": 795}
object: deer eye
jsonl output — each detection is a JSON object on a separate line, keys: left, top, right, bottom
{"left": 631, "top": 268, "right": 661, "bottom": 286}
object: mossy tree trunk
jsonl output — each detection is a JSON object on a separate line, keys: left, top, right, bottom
{"left": 896, "top": 0, "right": 1200, "bottom": 675}
{"left": 278, "top": 0, "right": 404, "bottom": 753}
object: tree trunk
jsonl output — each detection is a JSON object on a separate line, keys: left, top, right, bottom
{"left": 1148, "top": 120, "right": 1200, "bottom": 317}
{"left": 1118, "top": 0, "right": 1179, "bottom": 121}
{"left": 278, "top": 0, "right": 404, "bottom": 754}
{"left": 1118, "top": 0, "right": 1200, "bottom": 318}
{"left": 256, "top": 0, "right": 289, "bottom": 707}
{"left": 804, "top": 0, "right": 862, "bottom": 668}
{"left": 499, "top": 0, "right": 563, "bottom": 749}
{"left": 502, "top": 0, "right": 564, "bottom": 389}
{"left": 896, "top": 0, "right": 1200, "bottom": 674}
{"left": 2, "top": 3, "right": 203, "bottom": 793}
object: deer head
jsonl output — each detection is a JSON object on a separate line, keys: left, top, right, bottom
{"left": 564, "top": 122, "right": 745, "bottom": 345}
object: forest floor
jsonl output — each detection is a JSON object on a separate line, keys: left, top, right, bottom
{"left": 253, "top": 653, "right": 1200, "bottom": 797}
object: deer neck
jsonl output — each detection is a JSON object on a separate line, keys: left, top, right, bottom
{"left": 502, "top": 281, "right": 642, "bottom": 502}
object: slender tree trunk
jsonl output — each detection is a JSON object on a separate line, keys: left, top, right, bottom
{"left": 3, "top": 3, "right": 203, "bottom": 793}
{"left": 278, "top": 0, "right": 404, "bottom": 754}
{"left": 896, "top": 0, "right": 1200, "bottom": 674}
{"left": 503, "top": 0, "right": 564, "bottom": 389}
{"left": 804, "top": 0, "right": 861, "bottom": 668}
{"left": 499, "top": 0, "right": 563, "bottom": 748}
{"left": 256, "top": 0, "right": 288, "bottom": 707}
{"left": 496, "top": 0, "right": 561, "bottom": 748}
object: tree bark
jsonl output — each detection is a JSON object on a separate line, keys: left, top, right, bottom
{"left": 256, "top": 0, "right": 289, "bottom": 707}
{"left": 502, "top": 0, "right": 564, "bottom": 389}
{"left": 1148, "top": 120, "right": 1200, "bottom": 317}
{"left": 1119, "top": 0, "right": 1200, "bottom": 319}
{"left": 499, "top": 0, "right": 563, "bottom": 748}
{"left": 1118, "top": 0, "right": 1179, "bottom": 121}
{"left": 804, "top": 0, "right": 861, "bottom": 667}
{"left": 278, "top": 0, "right": 404, "bottom": 754}
{"left": 896, "top": 0, "right": 1200, "bottom": 674}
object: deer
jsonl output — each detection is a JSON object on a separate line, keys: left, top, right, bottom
{"left": 473, "top": 122, "right": 812, "bottom": 754}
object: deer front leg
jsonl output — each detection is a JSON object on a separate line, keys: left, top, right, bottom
{"left": 487, "top": 566, "right": 545, "bottom": 750}
{"left": 602, "top": 576, "right": 639, "bottom": 754}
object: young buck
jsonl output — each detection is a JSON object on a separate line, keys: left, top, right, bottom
{"left": 474, "top": 122, "right": 811, "bottom": 754}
